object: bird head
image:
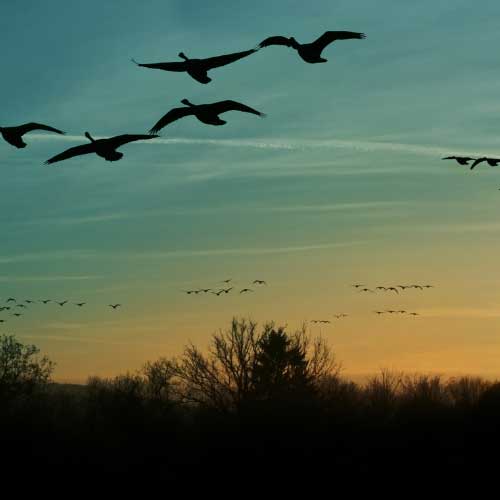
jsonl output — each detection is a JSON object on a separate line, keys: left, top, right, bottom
{"left": 178, "top": 52, "right": 189, "bottom": 61}
{"left": 84, "top": 132, "right": 95, "bottom": 143}
{"left": 181, "top": 98, "right": 194, "bottom": 107}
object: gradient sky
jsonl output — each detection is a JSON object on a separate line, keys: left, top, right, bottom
{"left": 2, "top": 0, "right": 500, "bottom": 382}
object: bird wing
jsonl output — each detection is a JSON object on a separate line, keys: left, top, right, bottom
{"left": 149, "top": 107, "right": 195, "bottom": 134}
{"left": 257, "top": 36, "right": 294, "bottom": 49}
{"left": 310, "top": 31, "right": 366, "bottom": 52}
{"left": 132, "top": 58, "right": 187, "bottom": 72}
{"left": 201, "top": 49, "right": 257, "bottom": 69}
{"left": 209, "top": 100, "right": 266, "bottom": 117}
{"left": 106, "top": 134, "right": 158, "bottom": 149}
{"left": 44, "top": 143, "right": 96, "bottom": 165}
{"left": 19, "top": 122, "right": 65, "bottom": 135}
{"left": 470, "top": 158, "right": 486, "bottom": 169}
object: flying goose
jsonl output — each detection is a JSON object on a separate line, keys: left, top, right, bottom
{"left": 75, "top": 302, "right": 86, "bottom": 307}
{"left": 257, "top": 31, "right": 366, "bottom": 63}
{"left": 253, "top": 280, "right": 267, "bottom": 285}
{"left": 56, "top": 301, "right": 68, "bottom": 306}
{"left": 442, "top": 156, "right": 475, "bottom": 166}
{"left": 44, "top": 132, "right": 157, "bottom": 165}
{"left": 149, "top": 99, "right": 265, "bottom": 134}
{"left": 109, "top": 304, "right": 121, "bottom": 309}
{"left": 132, "top": 48, "right": 258, "bottom": 84}
{"left": 0, "top": 122, "right": 65, "bottom": 148}
{"left": 239, "top": 288, "right": 253, "bottom": 294}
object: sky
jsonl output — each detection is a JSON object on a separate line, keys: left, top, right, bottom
{"left": 2, "top": 0, "right": 500, "bottom": 382}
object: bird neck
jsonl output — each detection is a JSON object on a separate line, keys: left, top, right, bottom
{"left": 85, "top": 132, "right": 95, "bottom": 143}
{"left": 179, "top": 52, "right": 189, "bottom": 61}
{"left": 182, "top": 99, "right": 195, "bottom": 107}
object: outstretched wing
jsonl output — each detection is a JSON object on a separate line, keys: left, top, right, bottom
{"left": 20, "top": 122, "right": 65, "bottom": 135}
{"left": 257, "top": 36, "right": 294, "bottom": 49}
{"left": 131, "top": 58, "right": 187, "bottom": 72}
{"left": 201, "top": 49, "right": 257, "bottom": 70}
{"left": 149, "top": 107, "right": 195, "bottom": 134}
{"left": 106, "top": 134, "right": 158, "bottom": 149}
{"left": 310, "top": 31, "right": 366, "bottom": 52}
{"left": 44, "top": 143, "right": 96, "bottom": 165}
{"left": 209, "top": 100, "right": 266, "bottom": 117}
{"left": 470, "top": 158, "right": 486, "bottom": 169}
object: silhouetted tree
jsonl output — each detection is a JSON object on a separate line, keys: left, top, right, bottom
{"left": 0, "top": 334, "right": 55, "bottom": 401}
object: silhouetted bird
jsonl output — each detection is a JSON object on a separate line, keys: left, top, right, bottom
{"left": 397, "top": 285, "right": 410, "bottom": 290}
{"left": 253, "top": 280, "right": 267, "bottom": 285}
{"left": 375, "top": 286, "right": 387, "bottom": 291}
{"left": 352, "top": 284, "right": 365, "bottom": 288}
{"left": 386, "top": 287, "right": 399, "bottom": 294}
{"left": 12, "top": 313, "right": 22, "bottom": 317}
{"left": 423, "top": 285, "right": 434, "bottom": 289}
{"left": 15, "top": 304, "right": 26, "bottom": 309}
{"left": 6, "top": 298, "right": 16, "bottom": 302}
{"left": 200, "top": 289, "right": 212, "bottom": 293}
{"left": 257, "top": 31, "right": 365, "bottom": 63}
{"left": 25, "top": 300, "right": 34, "bottom": 304}
{"left": 221, "top": 279, "right": 232, "bottom": 284}
{"left": 409, "top": 312, "right": 419, "bottom": 316}
{"left": 374, "top": 311, "right": 385, "bottom": 315}
{"left": 211, "top": 290, "right": 225, "bottom": 296}
{"left": 240, "top": 288, "right": 253, "bottom": 294}
{"left": 442, "top": 156, "right": 475, "bottom": 166}
{"left": 0, "top": 320, "right": 5, "bottom": 323}
{"left": 57, "top": 301, "right": 68, "bottom": 306}
{"left": 222, "top": 287, "right": 233, "bottom": 294}
{"left": 386, "top": 310, "right": 397, "bottom": 314}
{"left": 470, "top": 157, "right": 500, "bottom": 170}
{"left": 132, "top": 48, "right": 258, "bottom": 84}
{"left": 149, "top": 99, "right": 266, "bottom": 134}
{"left": 109, "top": 304, "right": 121, "bottom": 309}
{"left": 75, "top": 303, "right": 86, "bottom": 307}
{"left": 398, "top": 310, "right": 407, "bottom": 314}
{"left": 411, "top": 285, "right": 424, "bottom": 290}
{"left": 0, "top": 122, "right": 65, "bottom": 148}
{"left": 41, "top": 300, "right": 51, "bottom": 304}
{"left": 359, "top": 288, "right": 374, "bottom": 293}
{"left": 44, "top": 133, "right": 157, "bottom": 164}
{"left": 182, "top": 290, "right": 198, "bottom": 295}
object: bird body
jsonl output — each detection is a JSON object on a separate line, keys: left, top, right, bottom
{"left": 44, "top": 132, "right": 157, "bottom": 165}
{"left": 149, "top": 99, "right": 265, "bottom": 134}
{"left": 258, "top": 31, "right": 365, "bottom": 63}
{"left": 133, "top": 48, "right": 258, "bottom": 84}
{"left": 470, "top": 157, "right": 500, "bottom": 169}
{"left": 0, "top": 122, "right": 65, "bottom": 148}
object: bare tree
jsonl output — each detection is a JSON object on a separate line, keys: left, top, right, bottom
{"left": 0, "top": 334, "right": 55, "bottom": 400}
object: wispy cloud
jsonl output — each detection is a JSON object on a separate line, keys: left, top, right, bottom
{"left": 28, "top": 134, "right": 487, "bottom": 158}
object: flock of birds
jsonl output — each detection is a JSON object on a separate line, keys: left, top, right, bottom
{"left": 0, "top": 30, "right": 366, "bottom": 164}
{"left": 182, "top": 279, "right": 267, "bottom": 296}
{"left": 0, "top": 298, "right": 121, "bottom": 324}
{"left": 443, "top": 156, "right": 500, "bottom": 170}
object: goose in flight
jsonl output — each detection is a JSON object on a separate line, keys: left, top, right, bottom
{"left": 109, "top": 304, "right": 121, "bottom": 309}
{"left": 44, "top": 132, "right": 157, "bottom": 165}
{"left": 359, "top": 288, "right": 374, "bottom": 293}
{"left": 253, "top": 280, "right": 267, "bottom": 285}
{"left": 75, "top": 302, "right": 86, "bottom": 307}
{"left": 200, "top": 289, "right": 212, "bottom": 293}
{"left": 409, "top": 312, "right": 419, "bottom": 316}
{"left": 411, "top": 285, "right": 424, "bottom": 290}
{"left": 221, "top": 279, "right": 232, "bottom": 284}
{"left": 6, "top": 298, "right": 16, "bottom": 302}
{"left": 211, "top": 290, "right": 225, "bottom": 296}
{"left": 352, "top": 284, "right": 365, "bottom": 288}
{"left": 257, "top": 31, "right": 366, "bottom": 64}
{"left": 149, "top": 99, "right": 266, "bottom": 134}
{"left": 374, "top": 311, "right": 385, "bottom": 315}
{"left": 470, "top": 157, "right": 500, "bottom": 170}
{"left": 442, "top": 156, "right": 475, "bottom": 166}
{"left": 15, "top": 304, "right": 27, "bottom": 309}
{"left": 423, "top": 285, "right": 434, "bottom": 289}
{"left": 222, "top": 287, "right": 233, "bottom": 294}
{"left": 0, "top": 122, "right": 65, "bottom": 149}
{"left": 239, "top": 288, "right": 254, "bottom": 294}
{"left": 56, "top": 301, "right": 68, "bottom": 306}
{"left": 40, "top": 299, "right": 51, "bottom": 304}
{"left": 386, "top": 287, "right": 399, "bottom": 294}
{"left": 132, "top": 48, "right": 258, "bottom": 84}
{"left": 12, "top": 313, "right": 22, "bottom": 317}
{"left": 397, "top": 285, "right": 410, "bottom": 290}
{"left": 25, "top": 300, "right": 34, "bottom": 304}
{"left": 375, "top": 286, "right": 387, "bottom": 291}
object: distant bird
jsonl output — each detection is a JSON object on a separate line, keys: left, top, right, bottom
{"left": 442, "top": 156, "right": 475, "bottom": 166}
{"left": 222, "top": 287, "right": 233, "bottom": 294}
{"left": 359, "top": 288, "right": 374, "bottom": 293}
{"left": 334, "top": 314, "right": 348, "bottom": 318}
{"left": 257, "top": 31, "right": 366, "bottom": 63}
{"left": 6, "top": 298, "right": 16, "bottom": 302}
{"left": 12, "top": 313, "right": 22, "bottom": 317}
{"left": 352, "top": 284, "right": 365, "bottom": 288}
{"left": 386, "top": 310, "right": 397, "bottom": 314}
{"left": 253, "top": 280, "right": 267, "bottom": 285}
{"left": 470, "top": 157, "right": 500, "bottom": 170}
{"left": 149, "top": 99, "right": 266, "bottom": 134}
{"left": 221, "top": 279, "right": 232, "bottom": 284}
{"left": 409, "top": 312, "right": 419, "bottom": 316}
{"left": 109, "top": 304, "right": 121, "bottom": 309}
{"left": 375, "top": 286, "right": 387, "bottom": 291}
{"left": 40, "top": 300, "right": 51, "bottom": 304}
{"left": 386, "top": 287, "right": 399, "bottom": 294}
{"left": 423, "top": 285, "right": 434, "bottom": 289}
{"left": 132, "top": 48, "right": 258, "bottom": 84}
{"left": 0, "top": 122, "right": 65, "bottom": 149}
{"left": 211, "top": 290, "right": 225, "bottom": 296}
{"left": 75, "top": 303, "right": 86, "bottom": 307}
{"left": 200, "top": 289, "right": 212, "bottom": 293}
{"left": 398, "top": 310, "right": 407, "bottom": 314}
{"left": 411, "top": 285, "right": 424, "bottom": 290}
{"left": 25, "top": 300, "right": 34, "bottom": 304}
{"left": 374, "top": 311, "right": 385, "bottom": 315}
{"left": 182, "top": 290, "right": 198, "bottom": 295}
{"left": 56, "top": 301, "right": 68, "bottom": 306}
{"left": 240, "top": 288, "right": 253, "bottom": 294}
{"left": 397, "top": 285, "right": 410, "bottom": 290}
{"left": 44, "top": 132, "right": 157, "bottom": 165}
{"left": 15, "top": 304, "right": 26, "bottom": 309}
{"left": 0, "top": 319, "right": 5, "bottom": 323}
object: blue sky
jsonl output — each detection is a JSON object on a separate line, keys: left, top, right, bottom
{"left": 2, "top": 1, "right": 500, "bottom": 381}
